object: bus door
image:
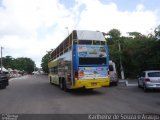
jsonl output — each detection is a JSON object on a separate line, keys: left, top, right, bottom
{"left": 72, "top": 45, "right": 78, "bottom": 85}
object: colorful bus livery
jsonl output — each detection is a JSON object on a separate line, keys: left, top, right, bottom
{"left": 78, "top": 67, "right": 108, "bottom": 80}
{"left": 78, "top": 45, "right": 106, "bottom": 58}
{"left": 48, "top": 30, "right": 110, "bottom": 91}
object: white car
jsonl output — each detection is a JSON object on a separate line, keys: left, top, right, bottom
{"left": 138, "top": 70, "right": 160, "bottom": 92}
{"left": 109, "top": 61, "right": 118, "bottom": 86}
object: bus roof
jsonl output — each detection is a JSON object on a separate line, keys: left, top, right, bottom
{"left": 76, "top": 30, "right": 105, "bottom": 41}
{"left": 49, "top": 30, "right": 106, "bottom": 61}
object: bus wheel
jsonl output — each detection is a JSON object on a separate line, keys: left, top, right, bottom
{"left": 50, "top": 77, "right": 53, "bottom": 85}
{"left": 59, "top": 80, "right": 63, "bottom": 90}
{"left": 63, "top": 80, "right": 69, "bottom": 92}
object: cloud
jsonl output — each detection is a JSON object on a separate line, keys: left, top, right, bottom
{"left": 76, "top": 0, "right": 157, "bottom": 35}
{"left": 136, "top": 4, "right": 145, "bottom": 11}
{"left": 0, "top": 0, "right": 159, "bottom": 67}
{"left": 0, "top": 0, "right": 71, "bottom": 67}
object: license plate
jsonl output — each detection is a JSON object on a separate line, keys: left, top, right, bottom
{"left": 91, "top": 83, "right": 97, "bottom": 86}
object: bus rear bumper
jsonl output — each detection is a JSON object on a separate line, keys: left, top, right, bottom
{"left": 71, "top": 78, "right": 110, "bottom": 89}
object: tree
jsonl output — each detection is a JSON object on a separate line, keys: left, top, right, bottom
{"left": 107, "top": 29, "right": 121, "bottom": 39}
{"left": 106, "top": 29, "right": 125, "bottom": 78}
{"left": 106, "top": 26, "right": 160, "bottom": 78}
{"left": 2, "top": 56, "right": 35, "bottom": 74}
{"left": 122, "top": 32, "right": 160, "bottom": 78}
{"left": 105, "top": 29, "right": 121, "bottom": 45}
{"left": 154, "top": 25, "right": 160, "bottom": 40}
{"left": 128, "top": 32, "right": 143, "bottom": 38}
{"left": 12, "top": 57, "right": 35, "bottom": 73}
{"left": 2, "top": 56, "right": 14, "bottom": 68}
{"left": 41, "top": 52, "right": 50, "bottom": 73}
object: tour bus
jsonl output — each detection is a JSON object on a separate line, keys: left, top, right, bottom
{"left": 48, "top": 30, "right": 110, "bottom": 91}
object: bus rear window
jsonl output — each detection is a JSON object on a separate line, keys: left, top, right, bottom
{"left": 79, "top": 58, "right": 106, "bottom": 65}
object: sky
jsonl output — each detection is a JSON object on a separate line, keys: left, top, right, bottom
{"left": 0, "top": 0, "right": 160, "bottom": 68}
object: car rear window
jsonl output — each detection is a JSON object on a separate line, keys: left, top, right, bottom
{"left": 109, "top": 65, "right": 114, "bottom": 71}
{"left": 148, "top": 72, "right": 160, "bottom": 77}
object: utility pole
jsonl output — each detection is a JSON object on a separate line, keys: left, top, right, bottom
{"left": 103, "top": 32, "right": 125, "bottom": 79}
{"left": 118, "top": 40, "right": 125, "bottom": 79}
{"left": 1, "top": 46, "right": 3, "bottom": 73}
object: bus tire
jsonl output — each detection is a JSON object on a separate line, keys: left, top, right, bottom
{"left": 114, "top": 82, "right": 118, "bottom": 86}
{"left": 63, "top": 80, "right": 69, "bottom": 92}
{"left": 50, "top": 77, "right": 53, "bottom": 85}
{"left": 87, "top": 88, "right": 94, "bottom": 91}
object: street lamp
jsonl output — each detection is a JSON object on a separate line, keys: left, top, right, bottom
{"left": 65, "top": 27, "right": 69, "bottom": 36}
{"left": 1, "top": 46, "right": 3, "bottom": 73}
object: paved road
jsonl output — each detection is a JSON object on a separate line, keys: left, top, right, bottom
{"left": 0, "top": 75, "right": 160, "bottom": 114}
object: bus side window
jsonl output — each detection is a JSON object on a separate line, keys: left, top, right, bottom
{"left": 93, "top": 41, "right": 100, "bottom": 45}
{"left": 73, "top": 40, "right": 78, "bottom": 44}
{"left": 54, "top": 67, "right": 58, "bottom": 74}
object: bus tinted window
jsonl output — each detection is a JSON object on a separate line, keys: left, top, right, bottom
{"left": 79, "top": 40, "right": 92, "bottom": 45}
{"left": 101, "top": 41, "right": 106, "bottom": 45}
{"left": 79, "top": 58, "right": 106, "bottom": 65}
{"left": 77, "top": 40, "right": 106, "bottom": 45}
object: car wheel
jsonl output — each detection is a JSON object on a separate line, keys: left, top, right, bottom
{"left": 63, "top": 80, "right": 69, "bottom": 92}
{"left": 143, "top": 84, "right": 148, "bottom": 92}
{"left": 138, "top": 80, "right": 141, "bottom": 88}
{"left": 0, "top": 85, "right": 6, "bottom": 89}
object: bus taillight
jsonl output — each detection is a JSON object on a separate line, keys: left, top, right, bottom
{"left": 108, "top": 68, "right": 110, "bottom": 76}
{"left": 75, "top": 71, "right": 78, "bottom": 80}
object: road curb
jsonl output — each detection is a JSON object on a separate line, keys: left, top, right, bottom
{"left": 9, "top": 75, "right": 29, "bottom": 81}
{"left": 119, "top": 80, "right": 138, "bottom": 87}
